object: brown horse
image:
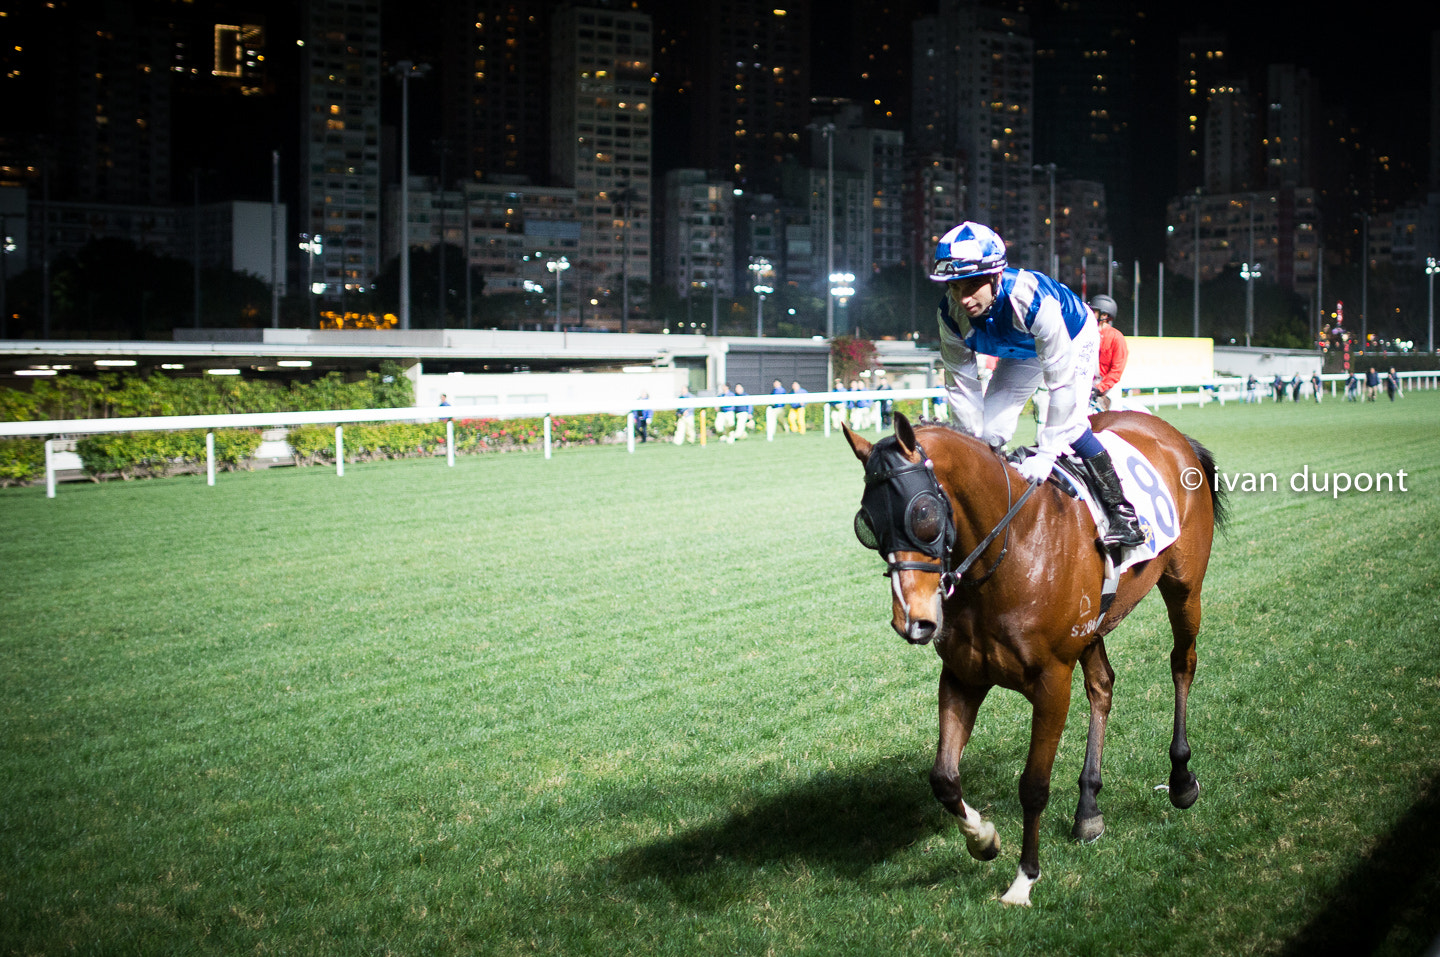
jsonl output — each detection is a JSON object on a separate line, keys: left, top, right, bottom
{"left": 843, "top": 411, "right": 1225, "bottom": 906}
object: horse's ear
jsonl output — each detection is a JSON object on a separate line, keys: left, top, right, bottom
{"left": 841, "top": 422, "right": 872, "bottom": 463}
{"left": 894, "top": 412, "right": 918, "bottom": 456}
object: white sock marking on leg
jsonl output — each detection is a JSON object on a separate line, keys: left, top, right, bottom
{"left": 1000, "top": 866, "right": 1037, "bottom": 907}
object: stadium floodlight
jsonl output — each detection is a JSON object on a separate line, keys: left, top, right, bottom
{"left": 546, "top": 257, "right": 570, "bottom": 332}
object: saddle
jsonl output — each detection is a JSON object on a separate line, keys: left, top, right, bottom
{"left": 1007, "top": 447, "right": 1090, "bottom": 503}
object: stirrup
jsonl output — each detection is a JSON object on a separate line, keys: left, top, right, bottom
{"left": 1103, "top": 511, "right": 1147, "bottom": 548}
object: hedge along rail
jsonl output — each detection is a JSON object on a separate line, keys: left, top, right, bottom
{"left": 4, "top": 388, "right": 943, "bottom": 497}
{"left": 7, "top": 374, "right": 1439, "bottom": 498}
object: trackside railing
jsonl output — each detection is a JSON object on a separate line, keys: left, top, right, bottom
{"left": 6, "top": 373, "right": 1438, "bottom": 498}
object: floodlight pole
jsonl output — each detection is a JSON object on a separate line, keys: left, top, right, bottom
{"left": 393, "top": 60, "right": 429, "bottom": 330}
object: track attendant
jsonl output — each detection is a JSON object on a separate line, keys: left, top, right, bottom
{"left": 931, "top": 221, "right": 1145, "bottom": 548}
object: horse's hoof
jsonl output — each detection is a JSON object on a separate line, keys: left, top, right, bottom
{"left": 1168, "top": 777, "right": 1200, "bottom": 810}
{"left": 1071, "top": 814, "right": 1105, "bottom": 844}
{"left": 965, "top": 823, "right": 1001, "bottom": 862}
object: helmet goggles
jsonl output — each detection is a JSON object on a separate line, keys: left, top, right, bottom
{"left": 929, "top": 221, "right": 1007, "bottom": 283}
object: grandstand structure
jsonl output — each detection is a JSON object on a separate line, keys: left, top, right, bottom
{"left": 0, "top": 329, "right": 943, "bottom": 409}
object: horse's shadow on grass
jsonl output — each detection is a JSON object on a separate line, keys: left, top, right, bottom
{"left": 1273, "top": 772, "right": 1440, "bottom": 957}
{"left": 595, "top": 752, "right": 1013, "bottom": 908}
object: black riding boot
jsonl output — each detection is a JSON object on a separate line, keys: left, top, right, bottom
{"left": 1084, "top": 450, "right": 1147, "bottom": 549}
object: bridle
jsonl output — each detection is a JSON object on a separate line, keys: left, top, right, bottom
{"left": 856, "top": 438, "right": 1038, "bottom": 597}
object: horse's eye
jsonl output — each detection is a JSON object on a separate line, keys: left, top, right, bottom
{"left": 854, "top": 510, "right": 879, "bottom": 549}
{"left": 907, "top": 493, "right": 945, "bottom": 545}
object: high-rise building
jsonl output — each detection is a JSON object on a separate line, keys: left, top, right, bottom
{"left": 1031, "top": 0, "right": 1137, "bottom": 255}
{"left": 811, "top": 0, "right": 922, "bottom": 126}
{"left": 1429, "top": 30, "right": 1439, "bottom": 192}
{"left": 382, "top": 178, "right": 579, "bottom": 306}
{"left": 1204, "top": 82, "right": 1258, "bottom": 195}
{"left": 911, "top": 0, "right": 1036, "bottom": 264}
{"left": 1166, "top": 188, "right": 1318, "bottom": 294}
{"left": 1052, "top": 178, "right": 1109, "bottom": 294}
{"left": 298, "top": 0, "right": 382, "bottom": 300}
{"left": 1175, "top": 30, "right": 1228, "bottom": 195}
{"left": 48, "top": 5, "right": 174, "bottom": 206}
{"left": 1264, "top": 65, "right": 1317, "bottom": 189}
{"left": 440, "top": 0, "right": 551, "bottom": 184}
{"left": 782, "top": 154, "right": 867, "bottom": 299}
{"left": 824, "top": 104, "right": 905, "bottom": 274}
{"left": 661, "top": 169, "right": 735, "bottom": 301}
{"left": 905, "top": 150, "right": 967, "bottom": 271}
{"left": 680, "top": 2, "right": 810, "bottom": 195}
{"left": 550, "top": 2, "right": 653, "bottom": 330}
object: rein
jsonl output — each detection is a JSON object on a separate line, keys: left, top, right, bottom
{"left": 944, "top": 451, "right": 1038, "bottom": 592}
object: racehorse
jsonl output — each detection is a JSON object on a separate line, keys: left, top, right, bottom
{"left": 843, "top": 411, "right": 1226, "bottom": 906}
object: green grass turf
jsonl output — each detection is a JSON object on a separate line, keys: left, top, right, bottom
{"left": 2, "top": 390, "right": 1438, "bottom": 955}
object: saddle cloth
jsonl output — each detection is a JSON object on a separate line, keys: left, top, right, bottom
{"left": 1048, "top": 431, "right": 1180, "bottom": 576}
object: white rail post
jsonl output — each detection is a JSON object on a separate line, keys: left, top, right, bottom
{"left": 447, "top": 420, "right": 455, "bottom": 467}
{"left": 206, "top": 432, "right": 216, "bottom": 486}
{"left": 335, "top": 425, "right": 344, "bottom": 477}
{"left": 823, "top": 400, "right": 831, "bottom": 438}
{"left": 44, "top": 439, "right": 56, "bottom": 498}
{"left": 626, "top": 412, "right": 635, "bottom": 453}
{"left": 544, "top": 415, "right": 552, "bottom": 460}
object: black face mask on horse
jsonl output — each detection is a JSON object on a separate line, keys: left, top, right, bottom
{"left": 854, "top": 437, "right": 957, "bottom": 582}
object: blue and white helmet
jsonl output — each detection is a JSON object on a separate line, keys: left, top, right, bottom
{"left": 929, "top": 221, "right": 1007, "bottom": 282}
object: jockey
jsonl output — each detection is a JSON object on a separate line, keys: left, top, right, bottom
{"left": 931, "top": 221, "right": 1145, "bottom": 548}
{"left": 1089, "top": 293, "right": 1129, "bottom": 411}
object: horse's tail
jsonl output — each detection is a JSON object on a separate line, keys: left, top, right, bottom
{"left": 1185, "top": 435, "right": 1229, "bottom": 532}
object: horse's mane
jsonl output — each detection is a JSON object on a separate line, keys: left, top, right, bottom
{"left": 912, "top": 419, "right": 999, "bottom": 458}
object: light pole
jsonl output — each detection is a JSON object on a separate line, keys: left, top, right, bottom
{"left": 1033, "top": 163, "right": 1056, "bottom": 275}
{"left": 192, "top": 169, "right": 203, "bottom": 328}
{"left": 1245, "top": 195, "right": 1257, "bottom": 347}
{"left": 1241, "top": 260, "right": 1261, "bottom": 348}
{"left": 298, "top": 234, "right": 324, "bottom": 327}
{"left": 1192, "top": 189, "right": 1202, "bottom": 338}
{"left": 749, "top": 258, "right": 773, "bottom": 337}
{"left": 1427, "top": 257, "right": 1437, "bottom": 355}
{"left": 617, "top": 184, "right": 633, "bottom": 333}
{"left": 810, "top": 122, "right": 836, "bottom": 338}
{"left": 830, "top": 271, "right": 855, "bottom": 334}
{"left": 1358, "top": 211, "right": 1370, "bottom": 349}
{"left": 271, "top": 150, "right": 281, "bottom": 329}
{"left": 547, "top": 256, "right": 570, "bottom": 331}
{"left": 0, "top": 215, "right": 16, "bottom": 339}
{"left": 392, "top": 60, "right": 430, "bottom": 330}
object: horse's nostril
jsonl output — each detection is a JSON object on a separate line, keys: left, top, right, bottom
{"left": 909, "top": 619, "right": 937, "bottom": 643}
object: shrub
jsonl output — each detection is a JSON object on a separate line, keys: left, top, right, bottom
{"left": 0, "top": 438, "right": 45, "bottom": 486}
{"left": 74, "top": 429, "right": 261, "bottom": 480}
{"left": 288, "top": 424, "right": 336, "bottom": 465}
{"left": 342, "top": 422, "right": 444, "bottom": 461}
{"left": 212, "top": 429, "right": 263, "bottom": 470}
{"left": 0, "top": 363, "right": 414, "bottom": 424}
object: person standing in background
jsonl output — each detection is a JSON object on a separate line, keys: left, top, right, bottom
{"left": 1088, "top": 294, "right": 1128, "bottom": 411}
{"left": 787, "top": 381, "right": 807, "bottom": 434}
